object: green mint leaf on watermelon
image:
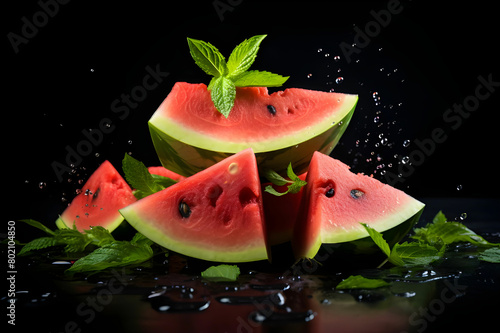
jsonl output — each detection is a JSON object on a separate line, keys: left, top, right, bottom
{"left": 232, "top": 70, "right": 289, "bottom": 87}
{"left": 411, "top": 211, "right": 500, "bottom": 248}
{"left": 210, "top": 76, "right": 236, "bottom": 118}
{"left": 201, "top": 264, "right": 240, "bottom": 282}
{"left": 263, "top": 163, "right": 307, "bottom": 197}
{"left": 187, "top": 35, "right": 289, "bottom": 118}
{"left": 122, "top": 153, "right": 177, "bottom": 199}
{"left": 187, "top": 37, "right": 227, "bottom": 77}
{"left": 335, "top": 275, "right": 391, "bottom": 290}
{"left": 479, "top": 248, "right": 500, "bottom": 263}
{"left": 66, "top": 237, "right": 154, "bottom": 274}
{"left": 226, "top": 35, "right": 266, "bottom": 78}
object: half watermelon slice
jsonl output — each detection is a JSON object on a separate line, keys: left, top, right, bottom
{"left": 55, "top": 161, "right": 137, "bottom": 232}
{"left": 293, "top": 152, "right": 425, "bottom": 260}
{"left": 149, "top": 82, "right": 358, "bottom": 176}
{"left": 119, "top": 148, "right": 269, "bottom": 263}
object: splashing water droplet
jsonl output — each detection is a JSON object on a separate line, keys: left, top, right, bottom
{"left": 456, "top": 184, "right": 463, "bottom": 191}
{"left": 38, "top": 182, "right": 46, "bottom": 189}
{"left": 324, "top": 53, "right": 330, "bottom": 57}
{"left": 335, "top": 77, "right": 344, "bottom": 84}
{"left": 307, "top": 73, "right": 313, "bottom": 79}
{"left": 128, "top": 140, "right": 133, "bottom": 145}
{"left": 333, "top": 55, "right": 340, "bottom": 61}
{"left": 401, "top": 156, "right": 410, "bottom": 164}
{"left": 460, "top": 213, "right": 468, "bottom": 221}
{"left": 373, "top": 116, "right": 380, "bottom": 123}
{"left": 317, "top": 48, "right": 323, "bottom": 53}
{"left": 403, "top": 139, "right": 411, "bottom": 147}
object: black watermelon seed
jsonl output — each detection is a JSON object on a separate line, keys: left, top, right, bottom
{"left": 178, "top": 201, "right": 191, "bottom": 218}
{"left": 267, "top": 105, "right": 277, "bottom": 116}
{"left": 350, "top": 189, "right": 365, "bottom": 199}
{"left": 325, "top": 188, "right": 335, "bottom": 198}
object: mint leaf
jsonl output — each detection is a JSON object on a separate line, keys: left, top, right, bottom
{"left": 263, "top": 163, "right": 307, "bottom": 196}
{"left": 360, "top": 223, "right": 391, "bottom": 258}
{"left": 19, "top": 219, "right": 55, "bottom": 236}
{"left": 18, "top": 237, "right": 59, "bottom": 256}
{"left": 55, "top": 228, "right": 91, "bottom": 253}
{"left": 187, "top": 35, "right": 288, "bottom": 117}
{"left": 85, "top": 226, "right": 115, "bottom": 247}
{"left": 389, "top": 242, "right": 442, "bottom": 267}
{"left": 412, "top": 211, "right": 499, "bottom": 248}
{"left": 66, "top": 239, "right": 153, "bottom": 273}
{"left": 336, "top": 275, "right": 391, "bottom": 290}
{"left": 210, "top": 76, "right": 236, "bottom": 118}
{"left": 479, "top": 248, "right": 500, "bottom": 263}
{"left": 232, "top": 70, "right": 289, "bottom": 87}
{"left": 122, "top": 153, "right": 177, "bottom": 199}
{"left": 201, "top": 264, "right": 240, "bottom": 282}
{"left": 187, "top": 37, "right": 227, "bottom": 77}
{"left": 227, "top": 35, "right": 267, "bottom": 79}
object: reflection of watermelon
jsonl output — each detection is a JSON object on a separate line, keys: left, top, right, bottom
{"left": 55, "top": 161, "right": 136, "bottom": 232}
{"left": 293, "top": 152, "right": 425, "bottom": 260}
{"left": 119, "top": 148, "right": 268, "bottom": 262}
{"left": 149, "top": 82, "right": 357, "bottom": 176}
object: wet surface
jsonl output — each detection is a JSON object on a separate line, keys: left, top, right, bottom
{"left": 4, "top": 198, "right": 500, "bottom": 333}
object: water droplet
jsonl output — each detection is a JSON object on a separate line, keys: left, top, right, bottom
{"left": 228, "top": 162, "right": 239, "bottom": 175}
{"left": 307, "top": 73, "right": 313, "bottom": 79}
{"left": 456, "top": 184, "right": 463, "bottom": 191}
{"left": 317, "top": 48, "right": 323, "bottom": 53}
{"left": 38, "top": 182, "right": 46, "bottom": 189}
{"left": 90, "top": 68, "right": 95, "bottom": 73}
{"left": 95, "top": 153, "right": 100, "bottom": 157}
{"left": 373, "top": 116, "right": 380, "bottom": 123}
{"left": 333, "top": 55, "right": 340, "bottom": 61}
{"left": 128, "top": 140, "right": 133, "bottom": 145}
{"left": 460, "top": 213, "right": 467, "bottom": 221}
{"left": 324, "top": 53, "right": 330, "bottom": 57}
{"left": 403, "top": 139, "right": 411, "bottom": 147}
{"left": 401, "top": 156, "right": 410, "bottom": 164}
{"left": 335, "top": 77, "right": 344, "bottom": 84}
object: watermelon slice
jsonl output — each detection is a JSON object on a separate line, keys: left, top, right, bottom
{"left": 148, "top": 82, "right": 358, "bottom": 176}
{"left": 293, "top": 152, "right": 425, "bottom": 260}
{"left": 55, "top": 161, "right": 136, "bottom": 232}
{"left": 119, "top": 148, "right": 269, "bottom": 263}
{"left": 148, "top": 166, "right": 186, "bottom": 182}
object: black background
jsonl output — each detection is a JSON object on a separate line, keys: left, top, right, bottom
{"left": 5, "top": 1, "right": 500, "bottom": 238}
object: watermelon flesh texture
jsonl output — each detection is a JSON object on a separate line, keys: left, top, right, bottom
{"left": 148, "top": 166, "right": 186, "bottom": 182}
{"left": 261, "top": 172, "right": 307, "bottom": 246}
{"left": 56, "top": 161, "right": 137, "bottom": 232}
{"left": 149, "top": 82, "right": 357, "bottom": 176}
{"left": 119, "top": 148, "right": 269, "bottom": 263}
{"left": 293, "top": 152, "right": 425, "bottom": 260}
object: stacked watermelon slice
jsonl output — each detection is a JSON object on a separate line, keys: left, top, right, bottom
{"left": 57, "top": 83, "right": 424, "bottom": 263}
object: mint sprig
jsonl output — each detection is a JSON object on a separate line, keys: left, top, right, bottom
{"left": 187, "top": 35, "right": 289, "bottom": 118}
{"left": 263, "top": 163, "right": 307, "bottom": 197}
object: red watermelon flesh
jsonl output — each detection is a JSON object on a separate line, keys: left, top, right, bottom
{"left": 262, "top": 172, "right": 307, "bottom": 246}
{"left": 148, "top": 166, "right": 186, "bottom": 182}
{"left": 119, "top": 148, "right": 269, "bottom": 262}
{"left": 56, "top": 161, "right": 137, "bottom": 232}
{"left": 293, "top": 152, "right": 425, "bottom": 259}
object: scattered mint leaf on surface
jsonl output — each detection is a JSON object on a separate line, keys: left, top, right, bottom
{"left": 18, "top": 237, "right": 59, "bottom": 256}
{"left": 264, "top": 163, "right": 307, "bottom": 197}
{"left": 411, "top": 211, "right": 499, "bottom": 248}
{"left": 336, "top": 275, "right": 391, "bottom": 290}
{"left": 389, "top": 242, "right": 442, "bottom": 267}
{"left": 201, "top": 264, "right": 240, "bottom": 282}
{"left": 66, "top": 237, "right": 154, "bottom": 274}
{"left": 187, "top": 34, "right": 289, "bottom": 117}
{"left": 122, "top": 153, "right": 177, "bottom": 199}
{"left": 19, "top": 219, "right": 55, "bottom": 236}
{"left": 479, "top": 248, "right": 500, "bottom": 263}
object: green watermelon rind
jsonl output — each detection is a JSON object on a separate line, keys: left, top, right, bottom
{"left": 55, "top": 215, "right": 125, "bottom": 233}
{"left": 119, "top": 205, "right": 268, "bottom": 263}
{"left": 148, "top": 95, "right": 357, "bottom": 177}
{"left": 297, "top": 204, "right": 425, "bottom": 260}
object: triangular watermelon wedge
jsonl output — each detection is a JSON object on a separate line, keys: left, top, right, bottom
{"left": 119, "top": 148, "right": 269, "bottom": 263}
{"left": 292, "top": 152, "right": 425, "bottom": 260}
